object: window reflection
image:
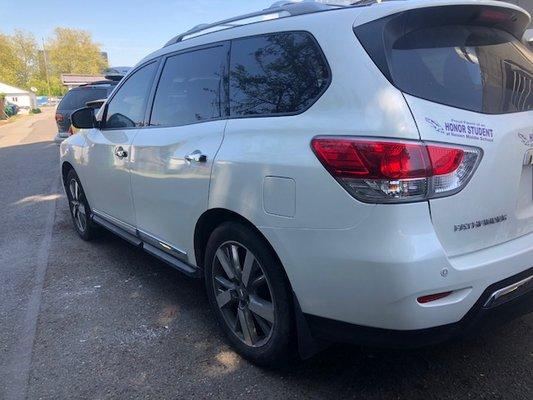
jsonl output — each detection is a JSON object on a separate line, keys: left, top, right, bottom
{"left": 230, "top": 32, "right": 330, "bottom": 116}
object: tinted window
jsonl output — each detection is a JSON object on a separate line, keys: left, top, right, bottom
{"left": 229, "top": 32, "right": 330, "bottom": 116}
{"left": 58, "top": 88, "right": 108, "bottom": 111}
{"left": 150, "top": 45, "right": 226, "bottom": 127}
{"left": 105, "top": 62, "right": 157, "bottom": 129}
{"left": 355, "top": 6, "right": 533, "bottom": 114}
{"left": 389, "top": 26, "right": 533, "bottom": 113}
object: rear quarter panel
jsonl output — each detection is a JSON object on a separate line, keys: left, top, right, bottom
{"left": 208, "top": 8, "right": 420, "bottom": 231}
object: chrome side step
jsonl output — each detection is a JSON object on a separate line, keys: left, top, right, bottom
{"left": 92, "top": 214, "right": 142, "bottom": 247}
{"left": 90, "top": 212, "right": 202, "bottom": 278}
{"left": 484, "top": 274, "right": 533, "bottom": 309}
{"left": 143, "top": 243, "right": 200, "bottom": 278}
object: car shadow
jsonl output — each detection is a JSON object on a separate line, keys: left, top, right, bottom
{"left": 61, "top": 217, "right": 532, "bottom": 399}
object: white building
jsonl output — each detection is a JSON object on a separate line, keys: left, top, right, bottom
{"left": 0, "top": 82, "right": 37, "bottom": 111}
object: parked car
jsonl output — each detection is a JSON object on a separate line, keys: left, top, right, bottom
{"left": 60, "top": 0, "right": 533, "bottom": 365}
{"left": 54, "top": 80, "right": 118, "bottom": 143}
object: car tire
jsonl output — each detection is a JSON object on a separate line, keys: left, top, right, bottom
{"left": 65, "top": 169, "right": 101, "bottom": 241}
{"left": 204, "top": 221, "right": 295, "bottom": 366}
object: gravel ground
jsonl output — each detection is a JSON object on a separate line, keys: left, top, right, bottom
{"left": 0, "top": 110, "right": 532, "bottom": 399}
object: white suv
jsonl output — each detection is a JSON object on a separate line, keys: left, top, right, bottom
{"left": 61, "top": 0, "right": 533, "bottom": 365}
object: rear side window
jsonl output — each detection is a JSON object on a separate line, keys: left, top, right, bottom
{"left": 355, "top": 7, "right": 533, "bottom": 114}
{"left": 229, "top": 32, "right": 330, "bottom": 117}
{"left": 104, "top": 62, "right": 158, "bottom": 129}
{"left": 150, "top": 45, "right": 227, "bottom": 127}
{"left": 58, "top": 88, "right": 107, "bottom": 111}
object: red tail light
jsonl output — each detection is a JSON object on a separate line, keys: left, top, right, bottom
{"left": 427, "top": 146, "right": 464, "bottom": 176}
{"left": 55, "top": 113, "right": 64, "bottom": 122}
{"left": 311, "top": 137, "right": 482, "bottom": 203}
{"left": 479, "top": 9, "right": 513, "bottom": 23}
{"left": 417, "top": 291, "right": 453, "bottom": 304}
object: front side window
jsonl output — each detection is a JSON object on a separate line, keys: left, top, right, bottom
{"left": 150, "top": 45, "right": 227, "bottom": 127}
{"left": 104, "top": 62, "right": 157, "bottom": 129}
{"left": 229, "top": 32, "right": 330, "bottom": 117}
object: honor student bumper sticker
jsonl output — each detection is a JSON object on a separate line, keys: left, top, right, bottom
{"left": 425, "top": 118, "right": 494, "bottom": 143}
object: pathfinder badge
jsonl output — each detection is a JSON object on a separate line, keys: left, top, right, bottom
{"left": 454, "top": 215, "right": 508, "bottom": 232}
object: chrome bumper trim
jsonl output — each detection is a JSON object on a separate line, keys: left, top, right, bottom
{"left": 484, "top": 273, "right": 533, "bottom": 309}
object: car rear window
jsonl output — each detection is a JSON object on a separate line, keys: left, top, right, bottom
{"left": 58, "top": 88, "right": 109, "bottom": 111}
{"left": 355, "top": 7, "right": 533, "bottom": 114}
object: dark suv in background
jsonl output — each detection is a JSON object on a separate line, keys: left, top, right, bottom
{"left": 54, "top": 80, "right": 118, "bottom": 143}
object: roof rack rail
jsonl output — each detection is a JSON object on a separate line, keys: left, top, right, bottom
{"left": 164, "top": 1, "right": 341, "bottom": 47}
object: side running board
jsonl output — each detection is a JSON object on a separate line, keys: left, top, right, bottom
{"left": 92, "top": 214, "right": 142, "bottom": 247}
{"left": 90, "top": 213, "right": 202, "bottom": 278}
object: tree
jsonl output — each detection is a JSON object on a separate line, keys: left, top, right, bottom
{"left": 47, "top": 28, "right": 107, "bottom": 77}
{"left": 10, "top": 30, "right": 39, "bottom": 89}
{"left": 0, "top": 28, "right": 108, "bottom": 96}
{"left": 0, "top": 33, "right": 22, "bottom": 87}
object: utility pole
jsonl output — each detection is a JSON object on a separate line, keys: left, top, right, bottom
{"left": 41, "top": 37, "right": 52, "bottom": 97}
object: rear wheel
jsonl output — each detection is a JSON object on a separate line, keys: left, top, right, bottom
{"left": 65, "top": 169, "right": 101, "bottom": 241}
{"left": 204, "top": 221, "right": 294, "bottom": 366}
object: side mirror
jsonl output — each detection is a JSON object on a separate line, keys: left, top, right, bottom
{"left": 71, "top": 107, "right": 96, "bottom": 129}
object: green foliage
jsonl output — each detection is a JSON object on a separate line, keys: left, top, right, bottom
{"left": 0, "top": 33, "right": 21, "bottom": 85}
{"left": 47, "top": 28, "right": 107, "bottom": 76}
{"left": 0, "top": 28, "right": 108, "bottom": 96}
{"left": 30, "top": 108, "right": 42, "bottom": 114}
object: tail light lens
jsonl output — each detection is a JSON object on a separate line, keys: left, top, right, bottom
{"left": 311, "top": 137, "right": 482, "bottom": 203}
{"left": 55, "top": 113, "right": 64, "bottom": 122}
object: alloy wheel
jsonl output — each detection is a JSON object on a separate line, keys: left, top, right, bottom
{"left": 212, "top": 241, "right": 276, "bottom": 347}
{"left": 69, "top": 179, "right": 87, "bottom": 232}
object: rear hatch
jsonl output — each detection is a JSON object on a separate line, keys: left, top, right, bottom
{"left": 355, "top": 3, "right": 533, "bottom": 256}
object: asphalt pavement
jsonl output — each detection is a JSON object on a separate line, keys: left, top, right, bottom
{"left": 0, "top": 110, "right": 531, "bottom": 399}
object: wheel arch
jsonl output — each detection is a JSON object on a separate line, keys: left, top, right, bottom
{"left": 61, "top": 161, "right": 75, "bottom": 186}
{"left": 194, "top": 208, "right": 321, "bottom": 359}
{"left": 194, "top": 208, "right": 284, "bottom": 274}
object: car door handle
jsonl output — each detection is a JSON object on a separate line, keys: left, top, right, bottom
{"left": 114, "top": 146, "right": 128, "bottom": 159}
{"left": 185, "top": 150, "right": 207, "bottom": 163}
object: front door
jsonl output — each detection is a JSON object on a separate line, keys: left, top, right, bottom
{"left": 82, "top": 61, "right": 158, "bottom": 228}
{"left": 130, "top": 43, "right": 229, "bottom": 261}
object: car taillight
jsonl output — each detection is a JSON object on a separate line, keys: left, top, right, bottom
{"left": 55, "top": 113, "right": 64, "bottom": 122}
{"left": 311, "top": 137, "right": 482, "bottom": 203}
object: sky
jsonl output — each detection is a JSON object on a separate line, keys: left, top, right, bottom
{"left": 0, "top": 0, "right": 293, "bottom": 67}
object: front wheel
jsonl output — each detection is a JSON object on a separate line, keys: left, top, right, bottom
{"left": 65, "top": 169, "right": 101, "bottom": 241}
{"left": 204, "top": 221, "right": 294, "bottom": 366}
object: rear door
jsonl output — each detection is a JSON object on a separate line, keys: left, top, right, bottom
{"left": 355, "top": 5, "right": 533, "bottom": 256}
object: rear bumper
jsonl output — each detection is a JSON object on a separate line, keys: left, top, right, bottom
{"left": 305, "top": 267, "right": 533, "bottom": 348}
{"left": 262, "top": 202, "right": 533, "bottom": 331}
{"left": 54, "top": 132, "right": 69, "bottom": 144}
